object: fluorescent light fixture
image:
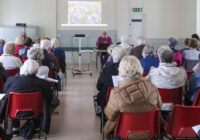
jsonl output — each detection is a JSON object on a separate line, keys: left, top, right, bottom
{"left": 61, "top": 24, "right": 108, "bottom": 27}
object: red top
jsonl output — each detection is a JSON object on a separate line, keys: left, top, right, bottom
{"left": 14, "top": 45, "right": 25, "bottom": 56}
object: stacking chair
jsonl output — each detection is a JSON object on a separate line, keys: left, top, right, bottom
{"left": 114, "top": 108, "right": 160, "bottom": 140}
{"left": 56, "top": 56, "right": 66, "bottom": 90}
{"left": 56, "top": 57, "right": 62, "bottom": 71}
{"left": 20, "top": 57, "right": 28, "bottom": 63}
{"left": 187, "top": 71, "right": 194, "bottom": 80}
{"left": 4, "top": 92, "right": 47, "bottom": 140}
{"left": 142, "top": 72, "right": 149, "bottom": 77}
{"left": 192, "top": 89, "right": 200, "bottom": 106}
{"left": 101, "top": 87, "right": 114, "bottom": 140}
{"left": 164, "top": 105, "right": 200, "bottom": 139}
{"left": 6, "top": 68, "right": 20, "bottom": 76}
{"left": 158, "top": 88, "right": 183, "bottom": 105}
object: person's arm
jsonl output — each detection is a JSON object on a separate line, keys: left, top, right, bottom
{"left": 97, "top": 71, "right": 104, "bottom": 91}
{"left": 96, "top": 37, "right": 101, "bottom": 47}
{"left": 104, "top": 89, "right": 119, "bottom": 121}
{"left": 108, "top": 37, "right": 113, "bottom": 45}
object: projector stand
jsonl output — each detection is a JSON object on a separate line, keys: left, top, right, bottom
{"left": 72, "top": 37, "right": 92, "bottom": 76}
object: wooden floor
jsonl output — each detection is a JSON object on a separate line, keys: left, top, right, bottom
{"left": 13, "top": 65, "right": 102, "bottom": 140}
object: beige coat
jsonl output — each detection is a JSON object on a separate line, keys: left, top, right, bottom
{"left": 104, "top": 77, "right": 162, "bottom": 140}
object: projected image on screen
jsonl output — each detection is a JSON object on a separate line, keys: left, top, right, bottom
{"left": 68, "top": 1, "right": 102, "bottom": 24}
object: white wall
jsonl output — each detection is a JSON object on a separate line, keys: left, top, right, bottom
{"left": 197, "top": 0, "right": 200, "bottom": 35}
{"left": 0, "top": 0, "right": 197, "bottom": 39}
{"left": 0, "top": 0, "right": 57, "bottom": 38}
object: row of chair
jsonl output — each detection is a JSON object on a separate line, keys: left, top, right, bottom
{"left": 101, "top": 87, "right": 200, "bottom": 140}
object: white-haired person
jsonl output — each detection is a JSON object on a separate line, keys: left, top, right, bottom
{"left": 130, "top": 36, "right": 147, "bottom": 59}
{"left": 118, "top": 35, "right": 132, "bottom": 54}
{"left": 40, "top": 39, "right": 61, "bottom": 90}
{"left": 96, "top": 47, "right": 126, "bottom": 108}
{"left": 140, "top": 45, "right": 159, "bottom": 73}
{"left": 27, "top": 46, "right": 49, "bottom": 79}
{"left": 40, "top": 40, "right": 58, "bottom": 72}
{"left": 104, "top": 56, "right": 162, "bottom": 140}
{"left": 168, "top": 37, "right": 182, "bottom": 67}
{"left": 14, "top": 36, "right": 25, "bottom": 56}
{"left": 182, "top": 38, "right": 200, "bottom": 70}
{"left": 51, "top": 38, "right": 66, "bottom": 73}
{"left": 147, "top": 46, "right": 187, "bottom": 89}
{"left": 96, "top": 30, "right": 113, "bottom": 67}
{"left": 0, "top": 42, "right": 22, "bottom": 70}
{"left": 0, "top": 59, "right": 53, "bottom": 136}
{"left": 19, "top": 37, "right": 33, "bottom": 58}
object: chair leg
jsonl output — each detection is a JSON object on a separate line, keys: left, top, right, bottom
{"left": 44, "top": 132, "right": 47, "bottom": 140}
{"left": 101, "top": 108, "right": 104, "bottom": 140}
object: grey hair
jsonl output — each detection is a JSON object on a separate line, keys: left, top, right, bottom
{"left": 4, "top": 42, "right": 16, "bottom": 54}
{"left": 15, "top": 36, "right": 24, "bottom": 45}
{"left": 27, "top": 46, "right": 44, "bottom": 64}
{"left": 142, "top": 45, "right": 156, "bottom": 58}
{"left": 111, "top": 47, "right": 126, "bottom": 63}
{"left": 157, "top": 46, "right": 174, "bottom": 63}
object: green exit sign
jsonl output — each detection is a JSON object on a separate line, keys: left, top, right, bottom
{"left": 133, "top": 8, "right": 143, "bottom": 12}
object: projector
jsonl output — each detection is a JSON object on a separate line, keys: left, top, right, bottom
{"left": 16, "top": 23, "right": 27, "bottom": 27}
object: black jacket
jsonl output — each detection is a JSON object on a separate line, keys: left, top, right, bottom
{"left": 42, "top": 49, "right": 58, "bottom": 72}
{"left": 96, "top": 63, "right": 119, "bottom": 107}
{"left": 0, "top": 74, "right": 53, "bottom": 133}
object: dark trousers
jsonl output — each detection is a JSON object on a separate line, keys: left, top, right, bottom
{"left": 12, "top": 119, "right": 40, "bottom": 129}
{"left": 100, "top": 53, "right": 109, "bottom": 67}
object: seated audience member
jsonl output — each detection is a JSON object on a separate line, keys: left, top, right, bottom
{"left": 191, "top": 34, "right": 200, "bottom": 51}
{"left": 140, "top": 45, "right": 159, "bottom": 73}
{"left": 51, "top": 38, "right": 66, "bottom": 73}
{"left": 193, "top": 54, "right": 200, "bottom": 72}
{"left": 104, "top": 56, "right": 162, "bottom": 140}
{"left": 0, "top": 59, "right": 53, "bottom": 135}
{"left": 186, "top": 72, "right": 200, "bottom": 104}
{"left": 96, "top": 47, "right": 126, "bottom": 107}
{"left": 0, "top": 39, "right": 5, "bottom": 55}
{"left": 147, "top": 46, "right": 187, "bottom": 89}
{"left": 130, "top": 36, "right": 146, "bottom": 59}
{"left": 168, "top": 37, "right": 182, "bottom": 66}
{"left": 180, "top": 38, "right": 190, "bottom": 53}
{"left": 27, "top": 46, "right": 49, "bottom": 78}
{"left": 118, "top": 35, "right": 132, "bottom": 54}
{"left": 14, "top": 36, "right": 25, "bottom": 56}
{"left": 40, "top": 40, "right": 58, "bottom": 72}
{"left": 104, "top": 45, "right": 117, "bottom": 68}
{"left": 96, "top": 30, "right": 113, "bottom": 67}
{"left": 19, "top": 37, "right": 32, "bottom": 58}
{"left": 182, "top": 38, "right": 200, "bottom": 70}
{"left": 0, "top": 42, "right": 22, "bottom": 70}
{"left": 33, "top": 37, "right": 41, "bottom": 47}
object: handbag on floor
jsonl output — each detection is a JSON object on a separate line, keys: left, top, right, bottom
{"left": 93, "top": 95, "right": 101, "bottom": 115}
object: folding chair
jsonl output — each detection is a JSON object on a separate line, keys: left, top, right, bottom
{"left": 114, "top": 108, "right": 160, "bottom": 140}
{"left": 6, "top": 68, "right": 20, "bottom": 76}
{"left": 4, "top": 92, "right": 47, "bottom": 140}
{"left": 142, "top": 72, "right": 148, "bottom": 77}
{"left": 187, "top": 71, "right": 194, "bottom": 80}
{"left": 101, "top": 87, "right": 114, "bottom": 140}
{"left": 164, "top": 105, "right": 200, "bottom": 140}
{"left": 192, "top": 89, "right": 200, "bottom": 106}
{"left": 20, "top": 57, "right": 28, "bottom": 63}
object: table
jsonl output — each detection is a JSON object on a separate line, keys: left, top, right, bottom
{"left": 94, "top": 48, "right": 108, "bottom": 69}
